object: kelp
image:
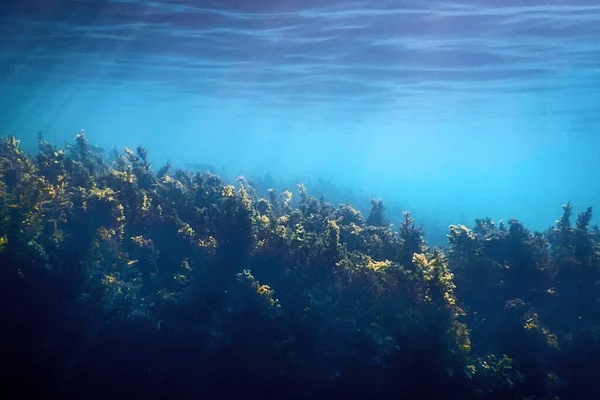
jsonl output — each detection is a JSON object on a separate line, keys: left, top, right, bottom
{"left": 1, "top": 132, "right": 599, "bottom": 399}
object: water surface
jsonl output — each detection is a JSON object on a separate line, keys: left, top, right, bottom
{"left": 1, "top": 0, "right": 599, "bottom": 234}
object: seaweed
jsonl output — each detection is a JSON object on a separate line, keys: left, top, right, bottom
{"left": 1, "top": 132, "right": 599, "bottom": 399}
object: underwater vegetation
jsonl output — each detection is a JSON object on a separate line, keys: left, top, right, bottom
{"left": 1, "top": 131, "right": 600, "bottom": 399}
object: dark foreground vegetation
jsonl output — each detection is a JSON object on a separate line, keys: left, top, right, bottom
{"left": 1, "top": 132, "right": 599, "bottom": 399}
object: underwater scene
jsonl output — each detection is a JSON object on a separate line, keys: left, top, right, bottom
{"left": 1, "top": 0, "right": 600, "bottom": 398}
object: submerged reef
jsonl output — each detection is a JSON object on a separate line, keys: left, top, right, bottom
{"left": 1, "top": 132, "right": 599, "bottom": 399}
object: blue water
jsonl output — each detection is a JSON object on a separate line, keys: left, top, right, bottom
{"left": 1, "top": 0, "right": 600, "bottom": 242}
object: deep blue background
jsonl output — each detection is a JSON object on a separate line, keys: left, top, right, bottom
{"left": 1, "top": 0, "right": 599, "bottom": 237}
